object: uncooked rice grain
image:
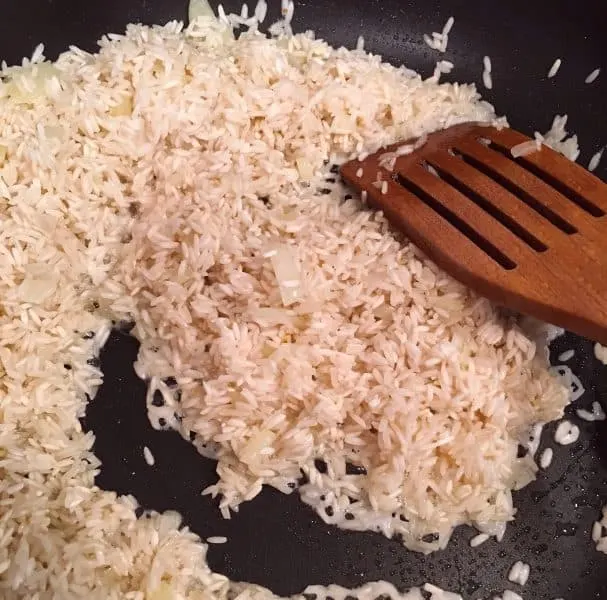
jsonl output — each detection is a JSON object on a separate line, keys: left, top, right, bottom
{"left": 511, "top": 140, "right": 540, "bottom": 158}
{"left": 508, "top": 561, "right": 530, "bottom": 586}
{"left": 588, "top": 147, "right": 604, "bottom": 172}
{"left": 539, "top": 447, "right": 553, "bottom": 469}
{"left": 143, "top": 445, "right": 156, "bottom": 466}
{"left": 576, "top": 401, "right": 606, "bottom": 422}
{"left": 585, "top": 68, "right": 601, "bottom": 84}
{"left": 482, "top": 56, "right": 493, "bottom": 89}
{"left": 547, "top": 58, "right": 562, "bottom": 78}
{"left": 469, "top": 533, "right": 489, "bottom": 547}
{"left": 595, "top": 342, "right": 607, "bottom": 364}
{"left": 207, "top": 536, "right": 228, "bottom": 544}
{"left": 554, "top": 420, "right": 580, "bottom": 445}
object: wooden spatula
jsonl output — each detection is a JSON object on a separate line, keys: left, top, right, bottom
{"left": 340, "top": 123, "right": 607, "bottom": 344}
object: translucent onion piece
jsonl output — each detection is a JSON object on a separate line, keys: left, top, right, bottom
{"left": 188, "top": 0, "right": 216, "bottom": 22}
{"left": 269, "top": 244, "right": 301, "bottom": 306}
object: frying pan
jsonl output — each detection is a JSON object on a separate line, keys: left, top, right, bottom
{"left": 2, "top": 0, "right": 607, "bottom": 598}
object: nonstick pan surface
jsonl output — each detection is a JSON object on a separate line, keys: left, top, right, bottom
{"left": 2, "top": 1, "right": 607, "bottom": 598}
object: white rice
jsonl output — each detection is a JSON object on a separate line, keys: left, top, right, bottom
{"left": 588, "top": 147, "right": 604, "bottom": 172}
{"left": 255, "top": 0, "right": 268, "bottom": 23}
{"left": 207, "top": 536, "right": 228, "bottom": 544}
{"left": 469, "top": 533, "right": 490, "bottom": 547}
{"left": 482, "top": 68, "right": 492, "bottom": 89}
{"left": 585, "top": 68, "right": 601, "bottom": 84}
{"left": 0, "top": 4, "right": 574, "bottom": 597}
{"left": 143, "top": 445, "right": 156, "bottom": 466}
{"left": 526, "top": 423, "right": 544, "bottom": 458}
{"left": 482, "top": 55, "right": 493, "bottom": 89}
{"left": 379, "top": 134, "right": 428, "bottom": 170}
{"left": 508, "top": 561, "right": 530, "bottom": 586}
{"left": 595, "top": 342, "right": 607, "bottom": 364}
{"left": 576, "top": 401, "right": 606, "bottom": 422}
{"left": 307, "top": 581, "right": 460, "bottom": 600}
{"left": 554, "top": 420, "right": 580, "bottom": 445}
{"left": 284, "top": 1, "right": 294, "bottom": 24}
{"left": 550, "top": 364, "right": 584, "bottom": 401}
{"left": 431, "top": 59, "right": 455, "bottom": 82}
{"left": 423, "top": 16, "right": 454, "bottom": 53}
{"left": 592, "top": 521, "right": 603, "bottom": 542}
{"left": 539, "top": 447, "right": 553, "bottom": 469}
{"left": 443, "top": 16, "right": 455, "bottom": 36}
{"left": 511, "top": 140, "right": 540, "bottom": 158}
{"left": 537, "top": 114, "right": 580, "bottom": 161}
{"left": 547, "top": 58, "right": 562, "bottom": 78}
{"left": 557, "top": 349, "right": 574, "bottom": 362}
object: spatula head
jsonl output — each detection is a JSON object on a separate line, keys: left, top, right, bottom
{"left": 340, "top": 123, "right": 607, "bottom": 344}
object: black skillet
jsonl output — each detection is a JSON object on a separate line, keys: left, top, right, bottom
{"left": 2, "top": 1, "right": 607, "bottom": 598}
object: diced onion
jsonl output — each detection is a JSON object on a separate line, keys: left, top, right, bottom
{"left": 511, "top": 454, "right": 538, "bottom": 490}
{"left": 269, "top": 244, "right": 301, "bottom": 306}
{"left": 18, "top": 277, "right": 57, "bottom": 304}
{"left": 2, "top": 63, "right": 59, "bottom": 103}
{"left": 296, "top": 157, "right": 314, "bottom": 179}
{"left": 239, "top": 429, "right": 275, "bottom": 465}
{"left": 148, "top": 582, "right": 176, "bottom": 600}
{"left": 109, "top": 94, "right": 133, "bottom": 117}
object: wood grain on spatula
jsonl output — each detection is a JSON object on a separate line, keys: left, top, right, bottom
{"left": 340, "top": 123, "right": 607, "bottom": 344}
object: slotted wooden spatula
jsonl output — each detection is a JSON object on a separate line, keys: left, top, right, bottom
{"left": 340, "top": 123, "right": 607, "bottom": 344}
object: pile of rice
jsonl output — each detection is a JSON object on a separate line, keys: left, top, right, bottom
{"left": 0, "top": 6, "right": 576, "bottom": 598}
{"left": 100, "top": 17, "right": 568, "bottom": 551}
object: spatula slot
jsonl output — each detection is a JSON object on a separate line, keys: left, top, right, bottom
{"left": 450, "top": 147, "right": 578, "bottom": 235}
{"left": 396, "top": 173, "right": 517, "bottom": 270}
{"left": 422, "top": 159, "right": 549, "bottom": 253}
{"left": 486, "top": 141, "right": 606, "bottom": 218}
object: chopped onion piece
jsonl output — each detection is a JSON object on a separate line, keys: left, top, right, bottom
{"left": 239, "top": 429, "right": 275, "bottom": 465}
{"left": 296, "top": 157, "right": 314, "bottom": 179}
{"left": 255, "top": 0, "right": 268, "bottom": 23}
{"left": 270, "top": 244, "right": 301, "bottom": 306}
{"left": 18, "top": 277, "right": 57, "bottom": 304}
{"left": 511, "top": 454, "right": 538, "bottom": 490}
{"left": 595, "top": 342, "right": 607, "bottom": 365}
{"left": 109, "top": 95, "right": 133, "bottom": 117}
